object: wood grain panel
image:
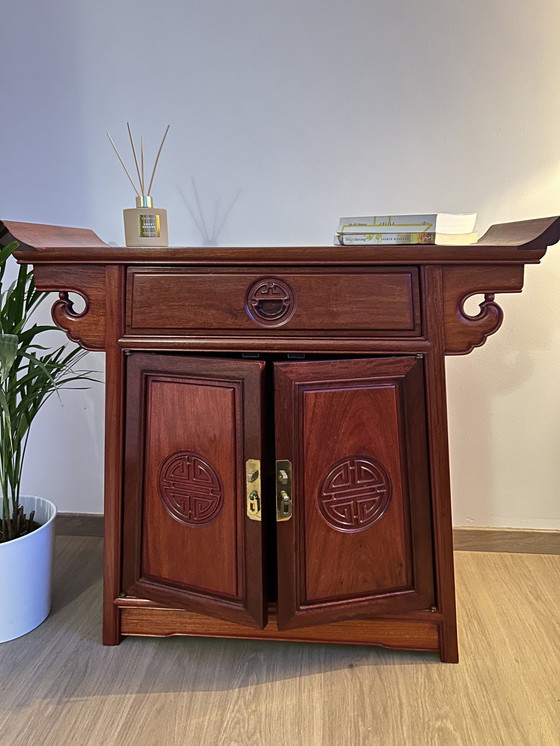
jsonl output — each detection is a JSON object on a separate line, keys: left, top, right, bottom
{"left": 119, "top": 606, "right": 440, "bottom": 652}
{"left": 302, "top": 385, "right": 410, "bottom": 599}
{"left": 0, "top": 219, "right": 109, "bottom": 250}
{"left": 142, "top": 379, "right": 238, "bottom": 596}
{"left": 126, "top": 267, "right": 421, "bottom": 336}
{"left": 122, "top": 354, "right": 266, "bottom": 628}
{"left": 274, "top": 357, "right": 434, "bottom": 630}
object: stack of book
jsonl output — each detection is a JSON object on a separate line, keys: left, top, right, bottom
{"left": 335, "top": 213, "right": 478, "bottom": 246}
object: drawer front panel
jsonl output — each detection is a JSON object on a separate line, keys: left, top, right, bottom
{"left": 126, "top": 268, "right": 421, "bottom": 336}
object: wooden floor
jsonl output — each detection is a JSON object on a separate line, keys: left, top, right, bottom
{"left": 0, "top": 537, "right": 558, "bottom": 746}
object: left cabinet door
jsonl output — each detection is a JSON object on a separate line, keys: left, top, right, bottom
{"left": 122, "top": 353, "right": 267, "bottom": 628}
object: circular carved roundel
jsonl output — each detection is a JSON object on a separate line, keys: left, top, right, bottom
{"left": 245, "top": 278, "right": 296, "bottom": 327}
{"left": 158, "top": 451, "right": 223, "bottom": 527}
{"left": 318, "top": 456, "right": 391, "bottom": 532}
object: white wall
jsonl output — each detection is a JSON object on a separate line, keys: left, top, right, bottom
{"left": 1, "top": 1, "right": 559, "bottom": 528}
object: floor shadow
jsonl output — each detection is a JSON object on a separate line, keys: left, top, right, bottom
{"left": 0, "top": 535, "right": 440, "bottom": 705}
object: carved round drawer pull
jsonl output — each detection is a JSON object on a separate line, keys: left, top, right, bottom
{"left": 255, "top": 299, "right": 285, "bottom": 318}
{"left": 245, "top": 278, "right": 296, "bottom": 327}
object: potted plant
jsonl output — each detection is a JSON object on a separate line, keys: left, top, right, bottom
{"left": 0, "top": 239, "right": 94, "bottom": 642}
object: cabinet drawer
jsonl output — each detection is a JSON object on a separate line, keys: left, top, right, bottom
{"left": 126, "top": 267, "right": 421, "bottom": 336}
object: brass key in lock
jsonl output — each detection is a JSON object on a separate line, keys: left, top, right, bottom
{"left": 276, "top": 460, "right": 292, "bottom": 521}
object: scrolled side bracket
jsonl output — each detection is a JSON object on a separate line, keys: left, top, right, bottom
{"left": 443, "top": 265, "right": 524, "bottom": 355}
{"left": 33, "top": 265, "right": 107, "bottom": 351}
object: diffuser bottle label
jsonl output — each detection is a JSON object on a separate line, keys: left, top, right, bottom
{"left": 138, "top": 214, "right": 160, "bottom": 238}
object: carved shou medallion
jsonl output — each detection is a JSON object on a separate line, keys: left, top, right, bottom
{"left": 245, "top": 277, "right": 296, "bottom": 326}
{"left": 318, "top": 456, "right": 392, "bottom": 532}
{"left": 158, "top": 451, "right": 224, "bottom": 527}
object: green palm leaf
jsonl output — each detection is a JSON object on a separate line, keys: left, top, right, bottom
{"left": 0, "top": 333, "right": 17, "bottom": 380}
{"left": 1, "top": 239, "right": 97, "bottom": 541}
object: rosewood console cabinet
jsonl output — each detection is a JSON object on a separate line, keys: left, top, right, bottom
{"left": 3, "top": 216, "right": 559, "bottom": 663}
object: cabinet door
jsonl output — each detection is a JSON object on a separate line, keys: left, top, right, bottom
{"left": 274, "top": 356, "right": 434, "bottom": 629}
{"left": 122, "top": 354, "right": 266, "bottom": 628}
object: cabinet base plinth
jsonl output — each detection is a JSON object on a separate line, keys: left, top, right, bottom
{"left": 118, "top": 605, "right": 450, "bottom": 659}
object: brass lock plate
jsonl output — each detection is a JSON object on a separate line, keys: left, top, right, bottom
{"left": 276, "top": 459, "right": 292, "bottom": 521}
{"left": 246, "top": 459, "right": 261, "bottom": 521}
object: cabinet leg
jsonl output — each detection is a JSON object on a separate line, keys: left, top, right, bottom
{"left": 103, "top": 603, "right": 122, "bottom": 645}
{"left": 438, "top": 620, "right": 459, "bottom": 663}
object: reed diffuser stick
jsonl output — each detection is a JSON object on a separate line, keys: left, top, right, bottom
{"left": 127, "top": 122, "right": 144, "bottom": 197}
{"left": 107, "top": 133, "right": 141, "bottom": 197}
{"left": 108, "top": 123, "right": 170, "bottom": 199}
{"left": 147, "top": 125, "right": 171, "bottom": 195}
{"left": 140, "top": 136, "right": 145, "bottom": 196}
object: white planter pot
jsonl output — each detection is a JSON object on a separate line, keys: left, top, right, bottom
{"left": 0, "top": 495, "right": 57, "bottom": 643}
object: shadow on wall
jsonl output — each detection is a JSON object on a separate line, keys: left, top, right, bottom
{"left": 178, "top": 179, "right": 242, "bottom": 246}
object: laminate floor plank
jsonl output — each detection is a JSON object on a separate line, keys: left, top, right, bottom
{"left": 0, "top": 537, "right": 558, "bottom": 746}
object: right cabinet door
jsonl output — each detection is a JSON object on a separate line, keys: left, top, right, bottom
{"left": 274, "top": 356, "right": 435, "bottom": 630}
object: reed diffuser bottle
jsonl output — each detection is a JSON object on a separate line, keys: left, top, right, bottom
{"left": 123, "top": 195, "right": 168, "bottom": 247}
{"left": 108, "top": 123, "right": 170, "bottom": 247}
